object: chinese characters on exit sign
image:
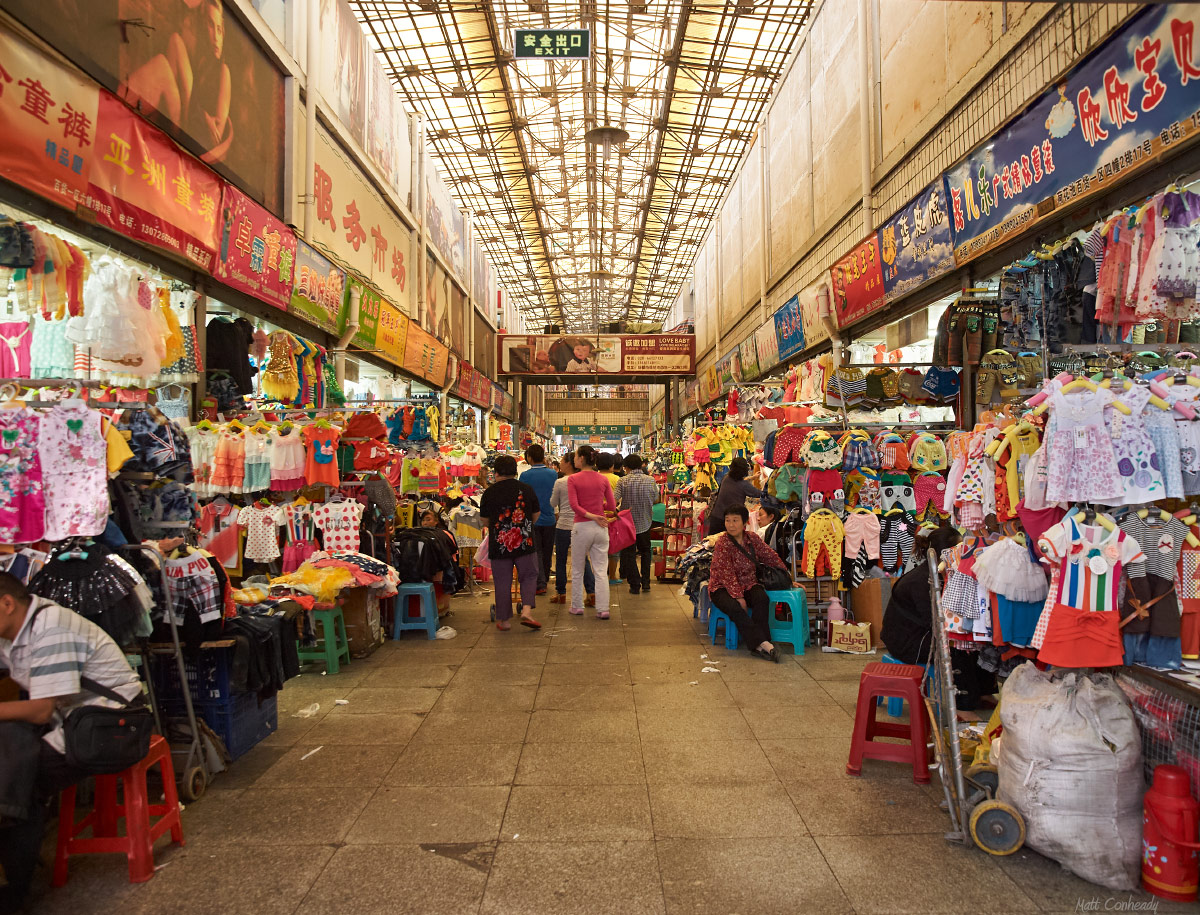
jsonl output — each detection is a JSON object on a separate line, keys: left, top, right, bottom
{"left": 514, "top": 30, "right": 591, "bottom": 59}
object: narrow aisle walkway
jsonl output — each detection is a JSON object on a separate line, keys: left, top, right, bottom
{"left": 33, "top": 585, "right": 1185, "bottom": 915}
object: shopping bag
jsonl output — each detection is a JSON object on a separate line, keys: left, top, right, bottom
{"left": 475, "top": 533, "right": 492, "bottom": 570}
{"left": 607, "top": 510, "right": 637, "bottom": 555}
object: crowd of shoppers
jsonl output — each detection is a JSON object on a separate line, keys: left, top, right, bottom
{"left": 479, "top": 445, "right": 660, "bottom": 625}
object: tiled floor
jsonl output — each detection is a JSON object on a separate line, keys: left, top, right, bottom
{"left": 25, "top": 584, "right": 1186, "bottom": 914}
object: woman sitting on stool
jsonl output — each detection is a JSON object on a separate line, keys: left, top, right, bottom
{"left": 707, "top": 505, "right": 789, "bottom": 662}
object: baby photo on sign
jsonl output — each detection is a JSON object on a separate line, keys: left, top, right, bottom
{"left": 502, "top": 336, "right": 621, "bottom": 374}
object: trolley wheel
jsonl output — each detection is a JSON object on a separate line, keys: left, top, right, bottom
{"left": 180, "top": 765, "right": 207, "bottom": 802}
{"left": 489, "top": 603, "right": 496, "bottom": 621}
{"left": 969, "top": 800, "right": 1025, "bottom": 856}
{"left": 965, "top": 763, "right": 999, "bottom": 798}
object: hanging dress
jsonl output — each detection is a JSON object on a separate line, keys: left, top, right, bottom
{"left": 39, "top": 400, "right": 109, "bottom": 540}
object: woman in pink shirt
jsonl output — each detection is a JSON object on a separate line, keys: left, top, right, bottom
{"left": 568, "top": 445, "right": 616, "bottom": 618}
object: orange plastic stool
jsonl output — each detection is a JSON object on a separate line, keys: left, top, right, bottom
{"left": 53, "top": 734, "right": 185, "bottom": 885}
{"left": 846, "top": 661, "right": 930, "bottom": 784}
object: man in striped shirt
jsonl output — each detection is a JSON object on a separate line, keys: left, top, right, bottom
{"left": 0, "top": 573, "right": 140, "bottom": 911}
{"left": 614, "top": 454, "right": 659, "bottom": 595}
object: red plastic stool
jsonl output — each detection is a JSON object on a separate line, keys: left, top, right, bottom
{"left": 53, "top": 735, "right": 185, "bottom": 885}
{"left": 846, "top": 661, "right": 930, "bottom": 784}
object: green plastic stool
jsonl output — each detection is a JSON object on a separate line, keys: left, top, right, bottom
{"left": 297, "top": 605, "right": 352, "bottom": 674}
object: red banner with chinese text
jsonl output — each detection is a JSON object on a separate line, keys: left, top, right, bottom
{"left": 0, "top": 24, "right": 100, "bottom": 211}
{"left": 456, "top": 361, "right": 474, "bottom": 400}
{"left": 89, "top": 92, "right": 221, "bottom": 270}
{"left": 470, "top": 370, "right": 489, "bottom": 406}
{"left": 829, "top": 235, "right": 887, "bottom": 329}
{"left": 214, "top": 184, "right": 297, "bottom": 310}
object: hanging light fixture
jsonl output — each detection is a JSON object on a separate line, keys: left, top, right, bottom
{"left": 584, "top": 124, "right": 629, "bottom": 161}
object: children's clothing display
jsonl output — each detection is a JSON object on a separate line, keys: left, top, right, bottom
{"left": 303, "top": 425, "right": 341, "bottom": 487}
{"left": 239, "top": 503, "right": 282, "bottom": 563}
{"left": 312, "top": 500, "right": 364, "bottom": 551}
{"left": 0, "top": 408, "right": 45, "bottom": 543}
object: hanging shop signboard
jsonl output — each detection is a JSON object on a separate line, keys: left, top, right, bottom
{"left": 402, "top": 318, "right": 450, "bottom": 387}
{"left": 456, "top": 361, "right": 474, "bottom": 400}
{"left": 755, "top": 320, "right": 781, "bottom": 373}
{"left": 299, "top": 118, "right": 412, "bottom": 317}
{"left": 90, "top": 92, "right": 222, "bottom": 270}
{"left": 877, "top": 180, "right": 956, "bottom": 302}
{"left": 796, "top": 279, "right": 832, "bottom": 349}
{"left": 717, "top": 349, "right": 742, "bottom": 387}
{"left": 319, "top": 0, "right": 412, "bottom": 208}
{"left": 739, "top": 337, "right": 760, "bottom": 381}
{"left": 490, "top": 383, "right": 504, "bottom": 412}
{"left": 556, "top": 425, "right": 641, "bottom": 435}
{"left": 341, "top": 276, "right": 383, "bottom": 351}
{"left": 496, "top": 334, "right": 695, "bottom": 378}
{"left": 6, "top": 0, "right": 288, "bottom": 217}
{"left": 376, "top": 303, "right": 409, "bottom": 367}
{"left": 829, "top": 234, "right": 887, "bottom": 329}
{"left": 514, "top": 29, "right": 591, "bottom": 59}
{"left": 290, "top": 241, "right": 346, "bottom": 334}
{"left": 470, "top": 370, "right": 489, "bottom": 406}
{"left": 425, "top": 152, "right": 467, "bottom": 282}
{"left": 0, "top": 23, "right": 100, "bottom": 213}
{"left": 701, "top": 365, "right": 721, "bottom": 404}
{"left": 214, "top": 184, "right": 297, "bottom": 310}
{"left": 684, "top": 378, "right": 700, "bottom": 414}
{"left": 773, "top": 295, "right": 806, "bottom": 361}
{"left": 944, "top": 4, "right": 1200, "bottom": 264}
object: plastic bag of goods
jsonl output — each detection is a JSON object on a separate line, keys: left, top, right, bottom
{"left": 995, "top": 663, "right": 1144, "bottom": 890}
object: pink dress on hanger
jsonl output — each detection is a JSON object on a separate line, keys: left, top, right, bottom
{"left": 0, "top": 408, "right": 45, "bottom": 543}
{"left": 39, "top": 400, "right": 109, "bottom": 540}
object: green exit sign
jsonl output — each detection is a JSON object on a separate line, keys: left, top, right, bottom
{"left": 514, "top": 29, "right": 591, "bottom": 59}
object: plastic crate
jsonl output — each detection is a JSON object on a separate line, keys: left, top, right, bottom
{"left": 148, "top": 649, "right": 233, "bottom": 706}
{"left": 163, "top": 692, "right": 277, "bottom": 760}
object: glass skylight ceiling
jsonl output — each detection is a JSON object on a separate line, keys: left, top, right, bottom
{"left": 352, "top": 0, "right": 813, "bottom": 333}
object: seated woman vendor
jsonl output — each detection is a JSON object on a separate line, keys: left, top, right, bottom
{"left": 707, "top": 505, "right": 790, "bottom": 662}
{"left": 880, "top": 525, "right": 996, "bottom": 710}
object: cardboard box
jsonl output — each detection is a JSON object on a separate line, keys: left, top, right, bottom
{"left": 849, "top": 577, "right": 894, "bottom": 649}
{"left": 341, "top": 588, "right": 383, "bottom": 658}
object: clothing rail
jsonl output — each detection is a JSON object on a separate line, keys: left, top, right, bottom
{"left": 844, "top": 363, "right": 945, "bottom": 370}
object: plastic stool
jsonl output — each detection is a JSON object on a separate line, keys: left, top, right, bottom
{"left": 53, "top": 735, "right": 184, "bottom": 885}
{"left": 392, "top": 582, "right": 438, "bottom": 640}
{"left": 708, "top": 606, "right": 739, "bottom": 650}
{"left": 297, "top": 604, "right": 352, "bottom": 673}
{"left": 878, "top": 653, "right": 929, "bottom": 717}
{"left": 765, "top": 589, "right": 808, "bottom": 655}
{"left": 695, "top": 583, "right": 711, "bottom": 622}
{"left": 846, "top": 661, "right": 930, "bottom": 783}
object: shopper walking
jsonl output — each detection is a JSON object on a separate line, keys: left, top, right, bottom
{"left": 0, "top": 573, "right": 143, "bottom": 912}
{"left": 550, "top": 451, "right": 596, "bottom": 606}
{"left": 479, "top": 455, "right": 542, "bottom": 630}
{"left": 706, "top": 457, "right": 764, "bottom": 536}
{"left": 519, "top": 444, "right": 558, "bottom": 595}
{"left": 596, "top": 452, "right": 623, "bottom": 584}
{"left": 707, "top": 505, "right": 788, "bottom": 661}
{"left": 568, "top": 445, "right": 615, "bottom": 618}
{"left": 614, "top": 454, "right": 657, "bottom": 594}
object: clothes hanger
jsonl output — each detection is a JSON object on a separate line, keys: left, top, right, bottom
{"left": 0, "top": 383, "right": 22, "bottom": 409}
{"left": 1072, "top": 507, "right": 1117, "bottom": 532}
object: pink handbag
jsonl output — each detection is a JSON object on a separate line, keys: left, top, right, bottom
{"left": 607, "top": 510, "right": 637, "bottom": 555}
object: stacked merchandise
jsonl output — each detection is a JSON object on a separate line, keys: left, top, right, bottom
{"left": 761, "top": 424, "right": 953, "bottom": 591}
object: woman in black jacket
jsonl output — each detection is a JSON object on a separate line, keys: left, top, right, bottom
{"left": 706, "top": 457, "right": 764, "bottom": 536}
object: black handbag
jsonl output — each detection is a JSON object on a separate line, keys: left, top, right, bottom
{"left": 730, "top": 535, "right": 793, "bottom": 591}
{"left": 62, "top": 677, "right": 154, "bottom": 774}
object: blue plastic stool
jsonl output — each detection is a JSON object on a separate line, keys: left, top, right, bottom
{"left": 764, "top": 589, "right": 809, "bottom": 655}
{"left": 708, "top": 606, "right": 739, "bottom": 650}
{"left": 879, "top": 653, "right": 929, "bottom": 716}
{"left": 695, "top": 584, "right": 711, "bottom": 623}
{"left": 392, "top": 583, "right": 439, "bottom": 640}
